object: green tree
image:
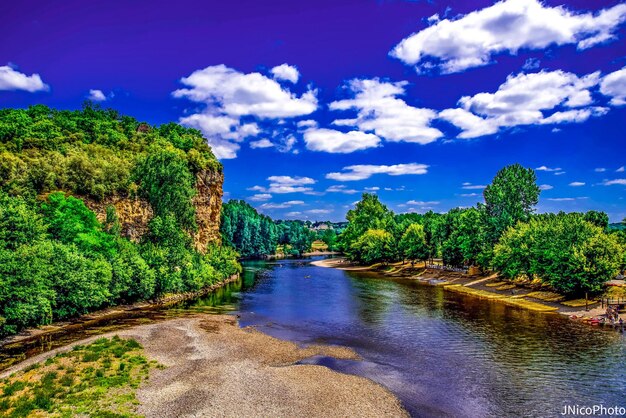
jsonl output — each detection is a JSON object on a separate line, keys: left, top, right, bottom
{"left": 340, "top": 194, "right": 393, "bottom": 258}
{"left": 482, "top": 164, "right": 540, "bottom": 264}
{"left": 493, "top": 213, "right": 623, "bottom": 296}
{"left": 351, "top": 229, "right": 394, "bottom": 265}
{"left": 399, "top": 223, "right": 428, "bottom": 265}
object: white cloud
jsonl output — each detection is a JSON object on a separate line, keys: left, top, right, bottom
{"left": 460, "top": 193, "right": 480, "bottom": 197}
{"left": 303, "top": 128, "right": 380, "bottom": 153}
{"left": 536, "top": 166, "right": 561, "bottom": 172}
{"left": 87, "top": 89, "right": 107, "bottom": 102}
{"left": 617, "top": 166, "right": 625, "bottom": 173}
{"left": 554, "top": 171, "right": 566, "bottom": 176}
{"left": 178, "top": 114, "right": 258, "bottom": 159}
{"left": 249, "top": 193, "right": 272, "bottom": 201}
{"left": 539, "top": 184, "right": 553, "bottom": 190}
{"left": 285, "top": 211, "right": 302, "bottom": 217}
{"left": 173, "top": 64, "right": 317, "bottom": 159}
{"left": 174, "top": 65, "right": 316, "bottom": 118}
{"left": 438, "top": 108, "right": 498, "bottom": 139}
{"left": 546, "top": 197, "right": 576, "bottom": 201}
{"left": 601, "top": 179, "right": 626, "bottom": 186}
{"left": 0, "top": 65, "right": 49, "bottom": 92}
{"left": 569, "top": 182, "right": 585, "bottom": 187}
{"left": 259, "top": 200, "right": 305, "bottom": 209}
{"left": 390, "top": 0, "right": 626, "bottom": 73}
{"left": 253, "top": 175, "right": 317, "bottom": 194}
{"left": 407, "top": 200, "right": 440, "bottom": 205}
{"left": 326, "top": 185, "right": 359, "bottom": 194}
{"left": 326, "top": 163, "right": 428, "bottom": 181}
{"left": 595, "top": 167, "right": 607, "bottom": 172}
{"left": 270, "top": 64, "right": 300, "bottom": 83}
{"left": 249, "top": 139, "right": 274, "bottom": 149}
{"left": 462, "top": 182, "right": 486, "bottom": 190}
{"left": 364, "top": 187, "right": 380, "bottom": 191}
{"left": 296, "top": 119, "right": 318, "bottom": 129}
{"left": 330, "top": 79, "right": 442, "bottom": 144}
{"left": 600, "top": 66, "right": 626, "bottom": 105}
{"left": 442, "top": 70, "right": 604, "bottom": 138}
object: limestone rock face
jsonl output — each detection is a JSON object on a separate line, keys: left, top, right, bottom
{"left": 192, "top": 168, "right": 224, "bottom": 252}
{"left": 84, "top": 167, "right": 223, "bottom": 253}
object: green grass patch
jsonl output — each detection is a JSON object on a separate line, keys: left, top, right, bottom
{"left": 0, "top": 336, "right": 159, "bottom": 417}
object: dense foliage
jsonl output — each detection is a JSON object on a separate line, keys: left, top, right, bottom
{"left": 338, "top": 165, "right": 625, "bottom": 296}
{"left": 220, "top": 200, "right": 316, "bottom": 257}
{"left": 0, "top": 104, "right": 220, "bottom": 200}
{"left": 0, "top": 105, "right": 240, "bottom": 337}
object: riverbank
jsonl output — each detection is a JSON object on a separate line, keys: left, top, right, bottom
{"left": 1, "top": 315, "right": 408, "bottom": 417}
{"left": 312, "top": 258, "right": 620, "bottom": 322}
{"left": 0, "top": 274, "right": 241, "bottom": 349}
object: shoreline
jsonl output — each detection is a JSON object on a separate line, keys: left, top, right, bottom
{"left": 312, "top": 257, "right": 616, "bottom": 322}
{"left": 1, "top": 315, "right": 408, "bottom": 417}
{"left": 0, "top": 274, "right": 241, "bottom": 349}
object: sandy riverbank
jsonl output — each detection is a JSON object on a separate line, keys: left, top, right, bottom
{"left": 1, "top": 315, "right": 408, "bottom": 417}
{"left": 312, "top": 257, "right": 619, "bottom": 322}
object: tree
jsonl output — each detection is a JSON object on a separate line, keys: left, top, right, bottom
{"left": 482, "top": 164, "right": 540, "bottom": 264}
{"left": 351, "top": 229, "right": 394, "bottom": 265}
{"left": 441, "top": 207, "right": 484, "bottom": 267}
{"left": 583, "top": 210, "right": 609, "bottom": 230}
{"left": 400, "top": 223, "right": 428, "bottom": 265}
{"left": 341, "top": 194, "right": 393, "bottom": 258}
{"left": 493, "top": 213, "right": 623, "bottom": 296}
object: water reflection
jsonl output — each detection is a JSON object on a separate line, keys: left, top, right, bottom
{"left": 238, "top": 258, "right": 626, "bottom": 418}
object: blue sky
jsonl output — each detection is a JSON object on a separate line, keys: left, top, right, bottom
{"left": 2, "top": 0, "right": 626, "bottom": 221}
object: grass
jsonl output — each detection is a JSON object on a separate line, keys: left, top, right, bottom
{"left": 0, "top": 336, "right": 161, "bottom": 418}
{"left": 444, "top": 284, "right": 559, "bottom": 312}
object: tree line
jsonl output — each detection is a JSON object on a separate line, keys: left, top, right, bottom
{"left": 339, "top": 164, "right": 625, "bottom": 296}
{"left": 0, "top": 105, "right": 240, "bottom": 337}
{"left": 220, "top": 200, "right": 317, "bottom": 257}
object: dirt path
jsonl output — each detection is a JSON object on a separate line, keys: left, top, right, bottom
{"left": 2, "top": 315, "right": 408, "bottom": 418}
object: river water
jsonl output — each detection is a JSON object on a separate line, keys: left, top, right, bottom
{"left": 2, "top": 256, "right": 625, "bottom": 417}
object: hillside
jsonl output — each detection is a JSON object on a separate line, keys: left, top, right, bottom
{"left": 0, "top": 104, "right": 240, "bottom": 337}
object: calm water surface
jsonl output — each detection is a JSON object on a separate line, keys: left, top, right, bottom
{"left": 1, "top": 256, "right": 624, "bottom": 417}
{"left": 238, "top": 258, "right": 626, "bottom": 418}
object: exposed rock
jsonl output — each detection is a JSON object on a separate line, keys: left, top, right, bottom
{"left": 83, "top": 167, "right": 223, "bottom": 252}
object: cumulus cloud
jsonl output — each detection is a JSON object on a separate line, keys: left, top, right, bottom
{"left": 0, "top": 65, "right": 49, "bottom": 92}
{"left": 330, "top": 79, "right": 442, "bottom": 144}
{"left": 249, "top": 193, "right": 272, "bottom": 201}
{"left": 249, "top": 139, "right": 274, "bottom": 149}
{"left": 460, "top": 193, "right": 480, "bottom": 197}
{"left": 569, "top": 182, "right": 585, "bottom": 187}
{"left": 364, "top": 187, "right": 380, "bottom": 191}
{"left": 173, "top": 64, "right": 316, "bottom": 159}
{"left": 539, "top": 184, "right": 553, "bottom": 190}
{"left": 270, "top": 64, "right": 300, "bottom": 83}
{"left": 326, "top": 185, "right": 359, "bottom": 194}
{"left": 87, "top": 89, "right": 107, "bottom": 102}
{"left": 600, "top": 66, "right": 626, "bottom": 105}
{"left": 595, "top": 167, "right": 607, "bottom": 172}
{"left": 326, "top": 163, "right": 428, "bottom": 181}
{"left": 617, "top": 166, "right": 625, "bottom": 173}
{"left": 442, "top": 70, "right": 606, "bottom": 138}
{"left": 390, "top": 0, "right": 626, "bottom": 73}
{"left": 259, "top": 200, "right": 305, "bottom": 209}
{"left": 303, "top": 128, "right": 380, "bottom": 153}
{"left": 251, "top": 175, "right": 316, "bottom": 194}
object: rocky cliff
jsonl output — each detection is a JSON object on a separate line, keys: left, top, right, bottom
{"left": 84, "top": 167, "right": 223, "bottom": 252}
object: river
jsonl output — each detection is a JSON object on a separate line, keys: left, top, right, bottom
{"left": 2, "top": 256, "right": 625, "bottom": 417}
